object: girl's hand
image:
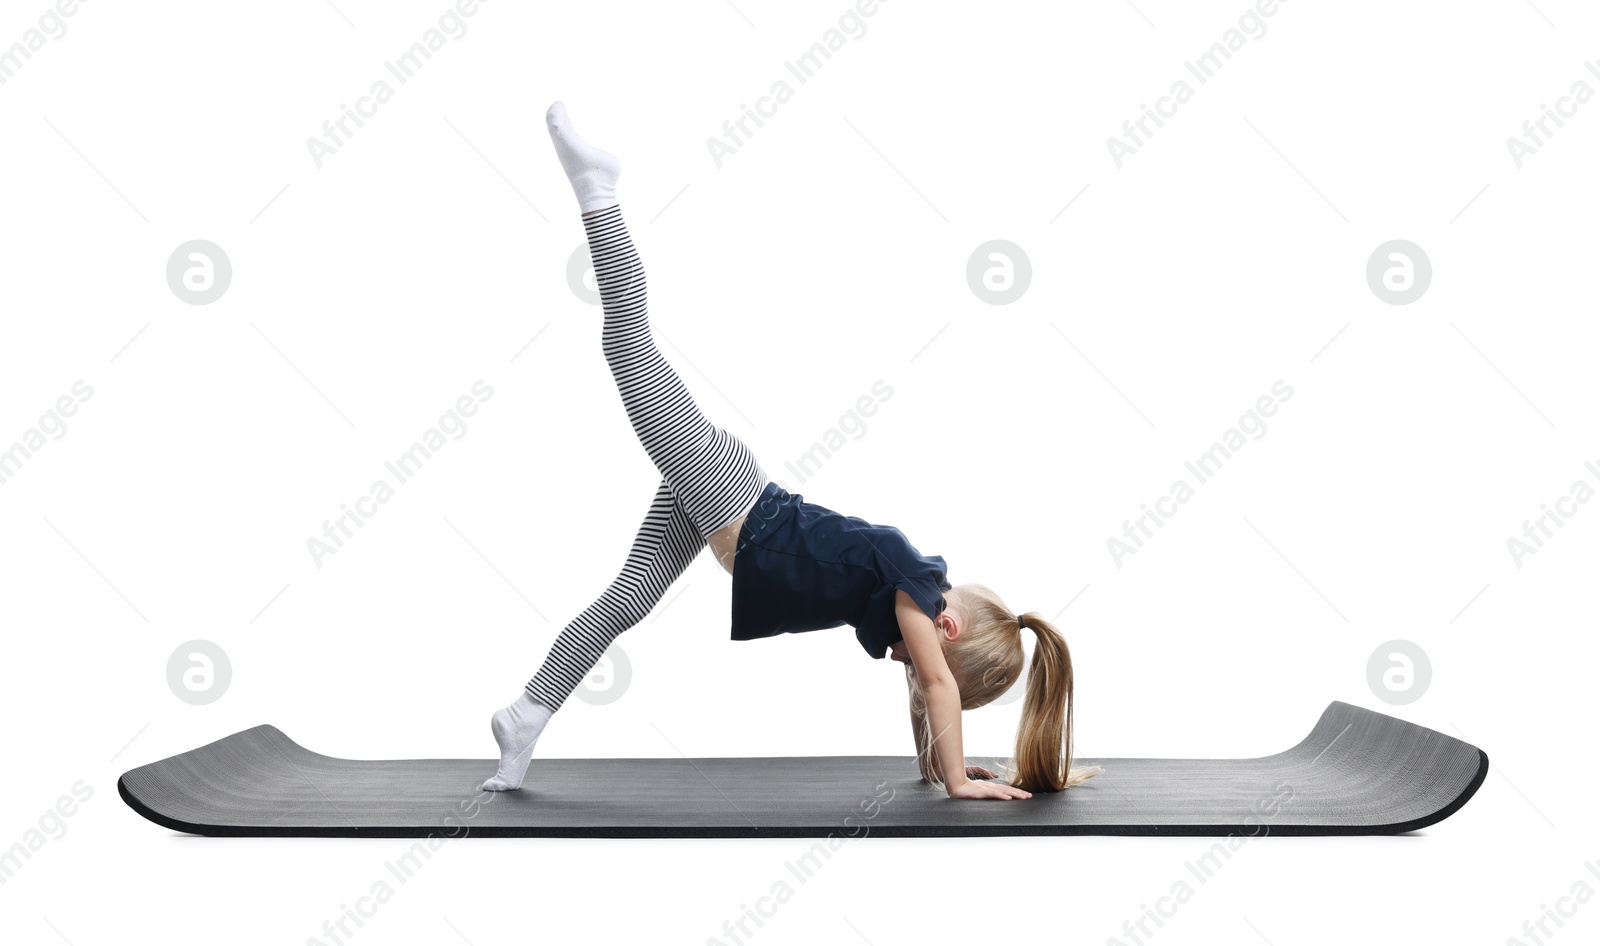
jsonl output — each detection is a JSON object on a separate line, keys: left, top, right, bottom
{"left": 948, "top": 779, "right": 1032, "bottom": 801}
{"left": 965, "top": 764, "right": 1001, "bottom": 780}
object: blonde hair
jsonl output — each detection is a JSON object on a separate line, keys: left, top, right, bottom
{"left": 906, "top": 582, "right": 1101, "bottom": 792}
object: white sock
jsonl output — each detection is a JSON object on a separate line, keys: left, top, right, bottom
{"left": 546, "top": 100, "right": 622, "bottom": 214}
{"left": 480, "top": 691, "right": 555, "bottom": 792}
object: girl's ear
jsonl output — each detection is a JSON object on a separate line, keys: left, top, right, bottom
{"left": 941, "top": 593, "right": 962, "bottom": 640}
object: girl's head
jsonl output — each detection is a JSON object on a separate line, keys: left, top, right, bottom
{"left": 902, "top": 581, "right": 1101, "bottom": 792}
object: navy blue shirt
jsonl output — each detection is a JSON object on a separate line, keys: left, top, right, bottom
{"left": 729, "top": 481, "right": 952, "bottom": 658}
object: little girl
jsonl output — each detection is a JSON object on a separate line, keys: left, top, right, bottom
{"left": 482, "top": 103, "right": 1100, "bottom": 801}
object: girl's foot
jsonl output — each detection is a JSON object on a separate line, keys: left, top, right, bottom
{"left": 547, "top": 101, "right": 621, "bottom": 214}
{"left": 480, "top": 692, "right": 555, "bottom": 791}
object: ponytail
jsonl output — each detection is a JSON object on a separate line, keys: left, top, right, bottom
{"left": 1010, "top": 613, "right": 1100, "bottom": 792}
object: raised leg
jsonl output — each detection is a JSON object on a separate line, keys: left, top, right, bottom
{"left": 546, "top": 101, "right": 767, "bottom": 540}
{"left": 583, "top": 204, "right": 768, "bottom": 539}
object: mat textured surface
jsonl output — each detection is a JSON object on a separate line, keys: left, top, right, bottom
{"left": 119, "top": 701, "right": 1487, "bottom": 837}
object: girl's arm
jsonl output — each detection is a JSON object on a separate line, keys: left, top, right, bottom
{"left": 911, "top": 695, "right": 1001, "bottom": 782}
{"left": 908, "top": 696, "right": 937, "bottom": 782}
{"left": 895, "top": 591, "right": 1032, "bottom": 801}
{"left": 910, "top": 698, "right": 999, "bottom": 783}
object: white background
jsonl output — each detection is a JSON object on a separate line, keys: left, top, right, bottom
{"left": 2, "top": 0, "right": 1596, "bottom": 943}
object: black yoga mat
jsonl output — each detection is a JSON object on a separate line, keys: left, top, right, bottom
{"left": 119, "top": 701, "right": 1486, "bottom": 838}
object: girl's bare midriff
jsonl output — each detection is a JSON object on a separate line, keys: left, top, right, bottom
{"left": 708, "top": 512, "right": 747, "bottom": 576}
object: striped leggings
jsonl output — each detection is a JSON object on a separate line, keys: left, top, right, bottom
{"left": 525, "top": 204, "right": 768, "bottom": 710}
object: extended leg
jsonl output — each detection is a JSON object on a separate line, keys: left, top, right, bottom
{"left": 548, "top": 102, "right": 768, "bottom": 541}
{"left": 586, "top": 205, "right": 767, "bottom": 538}
{"left": 481, "top": 478, "right": 705, "bottom": 791}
